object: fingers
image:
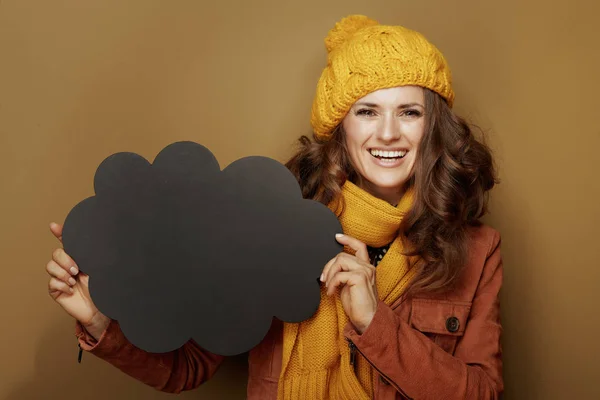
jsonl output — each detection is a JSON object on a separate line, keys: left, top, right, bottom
{"left": 321, "top": 253, "right": 375, "bottom": 290}
{"left": 48, "top": 276, "right": 74, "bottom": 297}
{"left": 326, "top": 270, "right": 370, "bottom": 296}
{"left": 335, "top": 234, "right": 369, "bottom": 263}
{"left": 320, "top": 255, "right": 338, "bottom": 283}
{"left": 49, "top": 222, "right": 63, "bottom": 243}
{"left": 320, "top": 234, "right": 370, "bottom": 284}
{"left": 51, "top": 248, "right": 79, "bottom": 276}
{"left": 321, "top": 253, "right": 349, "bottom": 284}
{"left": 46, "top": 260, "right": 77, "bottom": 286}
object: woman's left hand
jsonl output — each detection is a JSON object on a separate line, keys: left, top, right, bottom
{"left": 320, "top": 234, "right": 379, "bottom": 334}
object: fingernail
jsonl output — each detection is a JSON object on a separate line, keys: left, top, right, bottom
{"left": 69, "top": 287, "right": 74, "bottom": 293}
{"left": 70, "top": 267, "right": 78, "bottom": 275}
{"left": 320, "top": 274, "right": 324, "bottom": 282}
{"left": 335, "top": 233, "right": 344, "bottom": 238}
{"left": 68, "top": 277, "right": 76, "bottom": 286}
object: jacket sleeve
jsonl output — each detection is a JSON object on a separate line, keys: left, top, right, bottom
{"left": 344, "top": 231, "right": 503, "bottom": 400}
{"left": 75, "top": 319, "right": 225, "bottom": 393}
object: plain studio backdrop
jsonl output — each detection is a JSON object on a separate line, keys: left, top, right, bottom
{"left": 1, "top": 1, "right": 599, "bottom": 399}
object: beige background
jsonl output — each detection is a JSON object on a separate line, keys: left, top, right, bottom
{"left": 1, "top": 0, "right": 599, "bottom": 399}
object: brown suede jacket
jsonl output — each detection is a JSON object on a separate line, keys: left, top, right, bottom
{"left": 76, "top": 224, "right": 503, "bottom": 399}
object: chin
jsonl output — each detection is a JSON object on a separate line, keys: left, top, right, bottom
{"left": 363, "top": 174, "right": 409, "bottom": 192}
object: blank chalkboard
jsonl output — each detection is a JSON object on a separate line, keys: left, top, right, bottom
{"left": 62, "top": 141, "right": 343, "bottom": 356}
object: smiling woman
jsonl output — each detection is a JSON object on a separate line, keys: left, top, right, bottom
{"left": 281, "top": 14, "right": 501, "bottom": 400}
{"left": 288, "top": 82, "right": 496, "bottom": 295}
{"left": 46, "top": 13, "right": 503, "bottom": 400}
{"left": 343, "top": 86, "right": 426, "bottom": 205}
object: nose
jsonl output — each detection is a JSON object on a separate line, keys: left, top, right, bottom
{"left": 375, "top": 113, "right": 401, "bottom": 142}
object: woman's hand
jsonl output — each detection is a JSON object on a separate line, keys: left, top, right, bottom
{"left": 320, "top": 234, "right": 378, "bottom": 334}
{"left": 46, "top": 222, "right": 110, "bottom": 340}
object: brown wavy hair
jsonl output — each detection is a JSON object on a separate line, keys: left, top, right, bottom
{"left": 285, "top": 88, "right": 498, "bottom": 294}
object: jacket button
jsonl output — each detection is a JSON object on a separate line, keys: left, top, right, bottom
{"left": 446, "top": 316, "right": 460, "bottom": 333}
{"left": 379, "top": 375, "right": 390, "bottom": 385}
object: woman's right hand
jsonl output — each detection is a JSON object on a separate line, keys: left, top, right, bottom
{"left": 47, "top": 222, "right": 110, "bottom": 340}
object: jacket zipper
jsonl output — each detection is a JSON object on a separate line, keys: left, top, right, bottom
{"left": 346, "top": 294, "right": 413, "bottom": 399}
{"left": 77, "top": 343, "right": 83, "bottom": 363}
{"left": 349, "top": 341, "right": 357, "bottom": 367}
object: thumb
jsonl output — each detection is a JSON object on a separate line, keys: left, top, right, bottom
{"left": 49, "top": 222, "right": 63, "bottom": 243}
{"left": 78, "top": 272, "right": 92, "bottom": 297}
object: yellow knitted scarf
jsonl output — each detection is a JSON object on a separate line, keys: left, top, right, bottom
{"left": 277, "top": 180, "right": 418, "bottom": 400}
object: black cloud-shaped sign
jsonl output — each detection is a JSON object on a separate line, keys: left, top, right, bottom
{"left": 62, "top": 141, "right": 343, "bottom": 356}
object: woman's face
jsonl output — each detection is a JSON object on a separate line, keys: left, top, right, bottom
{"left": 342, "top": 85, "right": 426, "bottom": 204}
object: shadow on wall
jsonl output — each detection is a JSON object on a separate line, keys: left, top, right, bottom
{"left": 4, "top": 319, "right": 249, "bottom": 400}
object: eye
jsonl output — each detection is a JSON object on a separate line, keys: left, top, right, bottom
{"left": 402, "top": 109, "right": 422, "bottom": 118}
{"left": 356, "top": 108, "right": 376, "bottom": 117}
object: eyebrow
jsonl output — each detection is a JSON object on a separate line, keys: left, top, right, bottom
{"left": 354, "top": 102, "right": 424, "bottom": 109}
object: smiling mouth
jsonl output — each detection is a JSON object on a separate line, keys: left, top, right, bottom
{"left": 369, "top": 149, "right": 408, "bottom": 160}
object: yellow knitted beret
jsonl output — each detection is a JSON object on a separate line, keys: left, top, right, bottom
{"left": 310, "top": 15, "right": 454, "bottom": 140}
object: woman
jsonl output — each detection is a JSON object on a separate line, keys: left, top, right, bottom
{"left": 46, "top": 15, "right": 503, "bottom": 399}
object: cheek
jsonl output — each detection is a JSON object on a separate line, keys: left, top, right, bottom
{"left": 406, "top": 122, "right": 425, "bottom": 149}
{"left": 405, "top": 124, "right": 425, "bottom": 170}
{"left": 345, "top": 138, "right": 364, "bottom": 169}
{"left": 343, "top": 119, "right": 369, "bottom": 153}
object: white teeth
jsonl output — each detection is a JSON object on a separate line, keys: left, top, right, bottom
{"left": 369, "top": 149, "right": 407, "bottom": 158}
